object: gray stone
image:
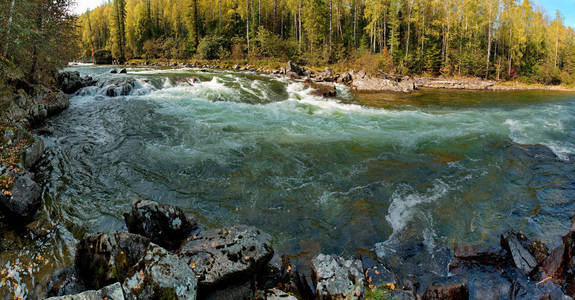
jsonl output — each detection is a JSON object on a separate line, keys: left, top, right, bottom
{"left": 259, "top": 288, "right": 297, "bottom": 300}
{"left": 99, "top": 78, "right": 137, "bottom": 97}
{"left": 22, "top": 136, "right": 44, "bottom": 169}
{"left": 46, "top": 282, "right": 125, "bottom": 300}
{"left": 0, "top": 170, "right": 42, "bottom": 220}
{"left": 57, "top": 72, "right": 96, "bottom": 94}
{"left": 124, "top": 199, "right": 198, "bottom": 250}
{"left": 501, "top": 231, "right": 538, "bottom": 275}
{"left": 180, "top": 225, "right": 274, "bottom": 289}
{"left": 75, "top": 231, "right": 150, "bottom": 289}
{"left": 122, "top": 244, "right": 197, "bottom": 300}
{"left": 352, "top": 76, "right": 416, "bottom": 93}
{"left": 311, "top": 254, "right": 365, "bottom": 300}
{"left": 286, "top": 61, "right": 305, "bottom": 76}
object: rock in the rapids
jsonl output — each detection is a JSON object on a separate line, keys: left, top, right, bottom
{"left": 304, "top": 80, "right": 337, "bottom": 97}
{"left": 46, "top": 282, "right": 125, "bottom": 300}
{"left": 0, "top": 170, "right": 42, "bottom": 221}
{"left": 22, "top": 136, "right": 44, "bottom": 169}
{"left": 311, "top": 254, "right": 365, "bottom": 300}
{"left": 119, "top": 69, "right": 127, "bottom": 74}
{"left": 75, "top": 231, "right": 150, "bottom": 289}
{"left": 352, "top": 76, "right": 416, "bottom": 93}
{"left": 422, "top": 282, "right": 469, "bottom": 300}
{"left": 110, "top": 69, "right": 118, "bottom": 74}
{"left": 124, "top": 199, "right": 198, "bottom": 250}
{"left": 453, "top": 244, "right": 509, "bottom": 266}
{"left": 500, "top": 231, "right": 539, "bottom": 275}
{"left": 286, "top": 61, "right": 305, "bottom": 76}
{"left": 99, "top": 78, "right": 137, "bottom": 97}
{"left": 57, "top": 71, "right": 96, "bottom": 94}
{"left": 122, "top": 244, "right": 197, "bottom": 300}
{"left": 180, "top": 225, "right": 274, "bottom": 289}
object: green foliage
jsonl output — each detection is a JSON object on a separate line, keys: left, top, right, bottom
{"left": 197, "top": 36, "right": 231, "bottom": 60}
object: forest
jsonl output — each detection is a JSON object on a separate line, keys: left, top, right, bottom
{"left": 77, "top": 0, "right": 575, "bottom": 85}
{"left": 0, "top": 0, "right": 77, "bottom": 94}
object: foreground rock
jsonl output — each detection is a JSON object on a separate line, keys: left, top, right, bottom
{"left": 415, "top": 77, "right": 495, "bottom": 90}
{"left": 311, "top": 254, "right": 365, "bottom": 299}
{"left": 122, "top": 244, "right": 197, "bottom": 300}
{"left": 124, "top": 199, "right": 198, "bottom": 250}
{"left": 98, "top": 78, "right": 137, "bottom": 97}
{"left": 304, "top": 80, "right": 337, "bottom": 97}
{"left": 543, "top": 225, "right": 575, "bottom": 284}
{"left": 352, "top": 75, "right": 416, "bottom": 93}
{"left": 0, "top": 170, "right": 42, "bottom": 221}
{"left": 75, "top": 232, "right": 150, "bottom": 289}
{"left": 57, "top": 72, "right": 96, "bottom": 94}
{"left": 180, "top": 225, "right": 274, "bottom": 289}
{"left": 286, "top": 61, "right": 305, "bottom": 77}
{"left": 46, "top": 282, "right": 124, "bottom": 300}
{"left": 453, "top": 244, "right": 508, "bottom": 266}
{"left": 422, "top": 282, "right": 469, "bottom": 300}
{"left": 500, "top": 230, "right": 545, "bottom": 275}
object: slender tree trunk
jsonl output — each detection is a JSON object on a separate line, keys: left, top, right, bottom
{"left": 246, "top": 0, "right": 250, "bottom": 57}
{"left": 329, "top": 0, "right": 332, "bottom": 53}
{"left": 405, "top": 0, "right": 412, "bottom": 59}
{"left": 3, "top": 0, "right": 16, "bottom": 57}
{"left": 353, "top": 0, "right": 357, "bottom": 48}
{"left": 486, "top": 7, "right": 492, "bottom": 79}
{"left": 218, "top": 0, "right": 222, "bottom": 30}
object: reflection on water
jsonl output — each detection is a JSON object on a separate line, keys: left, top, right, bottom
{"left": 2, "top": 65, "right": 575, "bottom": 297}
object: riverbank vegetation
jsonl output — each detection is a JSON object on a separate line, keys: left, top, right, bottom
{"left": 77, "top": 0, "right": 575, "bottom": 86}
{"left": 0, "top": 0, "right": 77, "bottom": 96}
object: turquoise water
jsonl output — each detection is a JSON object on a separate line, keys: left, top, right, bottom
{"left": 2, "top": 65, "right": 575, "bottom": 298}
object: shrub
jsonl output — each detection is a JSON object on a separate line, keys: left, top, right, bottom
{"left": 197, "top": 36, "right": 231, "bottom": 60}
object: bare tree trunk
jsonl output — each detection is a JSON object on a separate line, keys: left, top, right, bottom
{"left": 246, "top": 0, "right": 250, "bottom": 57}
{"left": 486, "top": 6, "right": 492, "bottom": 79}
{"left": 353, "top": 0, "right": 357, "bottom": 48}
{"left": 219, "top": 0, "right": 222, "bottom": 30}
{"left": 4, "top": 0, "right": 17, "bottom": 57}
{"left": 329, "top": 0, "right": 332, "bottom": 53}
{"left": 405, "top": 0, "right": 412, "bottom": 59}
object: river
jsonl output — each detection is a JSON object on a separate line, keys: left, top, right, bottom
{"left": 1, "top": 65, "right": 575, "bottom": 298}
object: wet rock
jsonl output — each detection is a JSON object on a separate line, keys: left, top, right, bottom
{"left": 361, "top": 255, "right": 396, "bottom": 288}
{"left": 258, "top": 288, "right": 297, "bottom": 300}
{"left": 42, "top": 91, "right": 71, "bottom": 117}
{"left": 22, "top": 136, "right": 44, "bottom": 169}
{"left": 0, "top": 170, "right": 42, "bottom": 221}
{"left": 46, "top": 282, "right": 125, "bottom": 300}
{"left": 501, "top": 231, "right": 539, "bottom": 275}
{"left": 543, "top": 226, "right": 575, "bottom": 280}
{"left": 94, "top": 50, "right": 113, "bottom": 65}
{"left": 122, "top": 244, "right": 197, "bottom": 300}
{"left": 57, "top": 71, "right": 96, "bottom": 94}
{"left": 286, "top": 61, "right": 305, "bottom": 76}
{"left": 99, "top": 78, "right": 137, "bottom": 97}
{"left": 75, "top": 231, "right": 150, "bottom": 289}
{"left": 453, "top": 244, "right": 509, "bottom": 266}
{"left": 422, "top": 282, "right": 469, "bottom": 300}
{"left": 180, "top": 225, "right": 274, "bottom": 290}
{"left": 45, "top": 267, "right": 85, "bottom": 298}
{"left": 304, "top": 80, "right": 337, "bottom": 97}
{"left": 201, "top": 280, "right": 253, "bottom": 300}
{"left": 110, "top": 69, "right": 118, "bottom": 74}
{"left": 352, "top": 76, "right": 415, "bottom": 93}
{"left": 119, "top": 69, "right": 127, "bottom": 74}
{"left": 311, "top": 254, "right": 365, "bottom": 299}
{"left": 123, "top": 199, "right": 198, "bottom": 250}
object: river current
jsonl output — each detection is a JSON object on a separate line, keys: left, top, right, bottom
{"left": 1, "top": 65, "right": 575, "bottom": 298}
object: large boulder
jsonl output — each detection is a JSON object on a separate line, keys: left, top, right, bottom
{"left": 98, "top": 78, "right": 137, "bottom": 97}
{"left": 46, "top": 282, "right": 125, "bottom": 300}
{"left": 41, "top": 91, "right": 71, "bottom": 117}
{"left": 0, "top": 170, "right": 42, "bottom": 221}
{"left": 122, "top": 244, "right": 197, "bottom": 300}
{"left": 180, "top": 225, "right": 274, "bottom": 290}
{"left": 543, "top": 225, "right": 575, "bottom": 283}
{"left": 352, "top": 76, "right": 416, "bottom": 93}
{"left": 57, "top": 71, "right": 96, "bottom": 94}
{"left": 286, "top": 61, "right": 305, "bottom": 76}
{"left": 22, "top": 136, "right": 44, "bottom": 169}
{"left": 123, "top": 199, "right": 198, "bottom": 250}
{"left": 311, "top": 254, "right": 365, "bottom": 300}
{"left": 94, "top": 50, "right": 113, "bottom": 65}
{"left": 75, "top": 232, "right": 150, "bottom": 290}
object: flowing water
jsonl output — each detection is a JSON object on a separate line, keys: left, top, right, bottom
{"left": 2, "top": 65, "right": 575, "bottom": 298}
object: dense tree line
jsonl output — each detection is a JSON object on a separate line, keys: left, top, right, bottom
{"left": 79, "top": 0, "right": 575, "bottom": 84}
{"left": 0, "top": 0, "right": 77, "bottom": 93}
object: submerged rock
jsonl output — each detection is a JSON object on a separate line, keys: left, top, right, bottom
{"left": 123, "top": 199, "right": 198, "bottom": 250}
{"left": 311, "top": 254, "right": 365, "bottom": 299}
{"left": 180, "top": 225, "right": 274, "bottom": 290}
{"left": 75, "top": 231, "right": 150, "bottom": 289}
{"left": 122, "top": 244, "right": 197, "bottom": 300}
{"left": 0, "top": 170, "right": 42, "bottom": 221}
{"left": 46, "top": 282, "right": 125, "bottom": 300}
